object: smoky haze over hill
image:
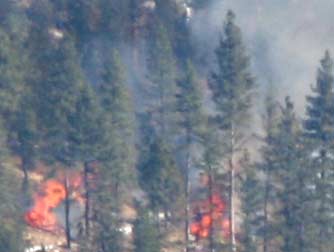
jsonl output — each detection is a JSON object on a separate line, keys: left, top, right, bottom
{"left": 2, "top": 1, "right": 334, "bottom": 252}
{"left": 191, "top": 0, "right": 334, "bottom": 113}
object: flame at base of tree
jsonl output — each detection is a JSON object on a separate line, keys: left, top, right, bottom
{"left": 25, "top": 172, "right": 84, "bottom": 231}
{"left": 190, "top": 193, "right": 230, "bottom": 240}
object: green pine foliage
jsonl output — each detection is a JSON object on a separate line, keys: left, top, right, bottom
{"left": 68, "top": 82, "right": 103, "bottom": 164}
{"left": 139, "top": 135, "right": 184, "bottom": 215}
{"left": 208, "top": 10, "right": 256, "bottom": 251}
{"left": 134, "top": 205, "right": 161, "bottom": 252}
{"left": 146, "top": 23, "right": 177, "bottom": 139}
{"left": 34, "top": 35, "right": 84, "bottom": 165}
{"left": 176, "top": 61, "right": 205, "bottom": 251}
{"left": 303, "top": 51, "right": 334, "bottom": 252}
{"left": 274, "top": 97, "right": 307, "bottom": 252}
{"left": 256, "top": 94, "right": 281, "bottom": 252}
{"left": 209, "top": 10, "right": 255, "bottom": 132}
{"left": 304, "top": 51, "right": 334, "bottom": 142}
{"left": 176, "top": 61, "right": 205, "bottom": 139}
{"left": 93, "top": 169, "right": 123, "bottom": 252}
{"left": 83, "top": 49, "right": 136, "bottom": 252}
{"left": 98, "top": 49, "right": 136, "bottom": 194}
{"left": 0, "top": 27, "right": 24, "bottom": 118}
{"left": 0, "top": 120, "right": 24, "bottom": 252}
{"left": 256, "top": 96, "right": 311, "bottom": 252}
{"left": 0, "top": 2, "right": 333, "bottom": 252}
{"left": 239, "top": 150, "right": 263, "bottom": 252}
{"left": 0, "top": 15, "right": 34, "bottom": 188}
{"left": 11, "top": 93, "right": 39, "bottom": 189}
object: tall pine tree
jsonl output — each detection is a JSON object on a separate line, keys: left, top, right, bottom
{"left": 92, "top": 49, "right": 136, "bottom": 252}
{"left": 303, "top": 51, "right": 334, "bottom": 252}
{"left": 257, "top": 94, "right": 281, "bottom": 252}
{"left": 275, "top": 97, "right": 307, "bottom": 252}
{"left": 176, "top": 61, "right": 205, "bottom": 252}
{"left": 208, "top": 10, "right": 256, "bottom": 251}
{"left": 33, "top": 33, "right": 85, "bottom": 248}
{"left": 134, "top": 204, "right": 161, "bottom": 252}
{"left": 239, "top": 150, "right": 262, "bottom": 252}
{"left": 0, "top": 119, "right": 24, "bottom": 252}
{"left": 146, "top": 23, "right": 177, "bottom": 140}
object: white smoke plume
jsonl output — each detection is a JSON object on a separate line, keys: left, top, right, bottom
{"left": 190, "top": 0, "right": 334, "bottom": 113}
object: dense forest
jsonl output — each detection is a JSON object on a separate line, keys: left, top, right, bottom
{"left": 0, "top": 1, "right": 333, "bottom": 252}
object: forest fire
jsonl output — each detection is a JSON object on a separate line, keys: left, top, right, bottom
{"left": 190, "top": 193, "right": 230, "bottom": 240}
{"left": 25, "top": 173, "right": 84, "bottom": 232}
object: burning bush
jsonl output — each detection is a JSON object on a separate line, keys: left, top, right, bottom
{"left": 25, "top": 173, "right": 84, "bottom": 232}
{"left": 190, "top": 193, "right": 230, "bottom": 240}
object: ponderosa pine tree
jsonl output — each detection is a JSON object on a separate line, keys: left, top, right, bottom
{"left": 200, "top": 124, "right": 223, "bottom": 252}
{"left": 33, "top": 34, "right": 84, "bottom": 165}
{"left": 257, "top": 94, "right": 280, "bottom": 252}
{"left": 154, "top": 0, "right": 193, "bottom": 61}
{"left": 32, "top": 34, "right": 85, "bottom": 249}
{"left": 138, "top": 117, "right": 183, "bottom": 251}
{"left": 0, "top": 27, "right": 24, "bottom": 125}
{"left": 257, "top": 96, "right": 309, "bottom": 252}
{"left": 239, "top": 150, "right": 262, "bottom": 252}
{"left": 303, "top": 51, "right": 334, "bottom": 252}
{"left": 8, "top": 10, "right": 37, "bottom": 188}
{"left": 0, "top": 21, "right": 34, "bottom": 189}
{"left": 208, "top": 10, "right": 256, "bottom": 251}
{"left": 275, "top": 97, "right": 308, "bottom": 252}
{"left": 0, "top": 119, "right": 24, "bottom": 252}
{"left": 141, "top": 23, "right": 183, "bottom": 239}
{"left": 0, "top": 6, "right": 34, "bottom": 247}
{"left": 176, "top": 61, "right": 205, "bottom": 252}
{"left": 11, "top": 94, "right": 39, "bottom": 191}
{"left": 139, "top": 134, "right": 184, "bottom": 222}
{"left": 134, "top": 204, "right": 161, "bottom": 252}
{"left": 92, "top": 49, "right": 135, "bottom": 252}
{"left": 68, "top": 81, "right": 103, "bottom": 238}
{"left": 0, "top": 165, "right": 24, "bottom": 252}
{"left": 98, "top": 49, "right": 135, "bottom": 197}
{"left": 92, "top": 175, "right": 123, "bottom": 252}
{"left": 146, "top": 23, "right": 177, "bottom": 140}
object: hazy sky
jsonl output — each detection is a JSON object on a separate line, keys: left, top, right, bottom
{"left": 191, "top": 0, "right": 334, "bottom": 114}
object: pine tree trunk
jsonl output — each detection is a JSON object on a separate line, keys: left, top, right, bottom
{"left": 229, "top": 126, "right": 236, "bottom": 252}
{"left": 184, "top": 151, "right": 190, "bottom": 252}
{"left": 84, "top": 162, "right": 90, "bottom": 237}
{"left": 132, "top": 23, "right": 140, "bottom": 75}
{"left": 228, "top": 160, "right": 236, "bottom": 252}
{"left": 130, "top": 0, "right": 140, "bottom": 73}
{"left": 297, "top": 176, "right": 305, "bottom": 252}
{"left": 318, "top": 168, "right": 325, "bottom": 252}
{"left": 298, "top": 222, "right": 304, "bottom": 252}
{"left": 184, "top": 131, "right": 191, "bottom": 252}
{"left": 208, "top": 164, "right": 214, "bottom": 252}
{"left": 113, "top": 178, "right": 120, "bottom": 216}
{"left": 160, "top": 88, "right": 166, "bottom": 138}
{"left": 263, "top": 170, "right": 269, "bottom": 252}
{"left": 64, "top": 175, "right": 71, "bottom": 249}
{"left": 21, "top": 157, "right": 29, "bottom": 191}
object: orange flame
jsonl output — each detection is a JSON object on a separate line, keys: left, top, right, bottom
{"left": 25, "top": 173, "right": 84, "bottom": 231}
{"left": 190, "top": 193, "right": 228, "bottom": 240}
{"left": 221, "top": 218, "right": 231, "bottom": 238}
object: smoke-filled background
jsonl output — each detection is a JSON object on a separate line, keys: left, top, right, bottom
{"left": 2, "top": 1, "right": 334, "bottom": 252}
{"left": 191, "top": 0, "right": 334, "bottom": 113}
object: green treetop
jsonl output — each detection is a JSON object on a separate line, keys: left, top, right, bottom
{"left": 208, "top": 10, "right": 256, "bottom": 251}
{"left": 303, "top": 51, "right": 334, "bottom": 252}
{"left": 146, "top": 24, "right": 177, "bottom": 139}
